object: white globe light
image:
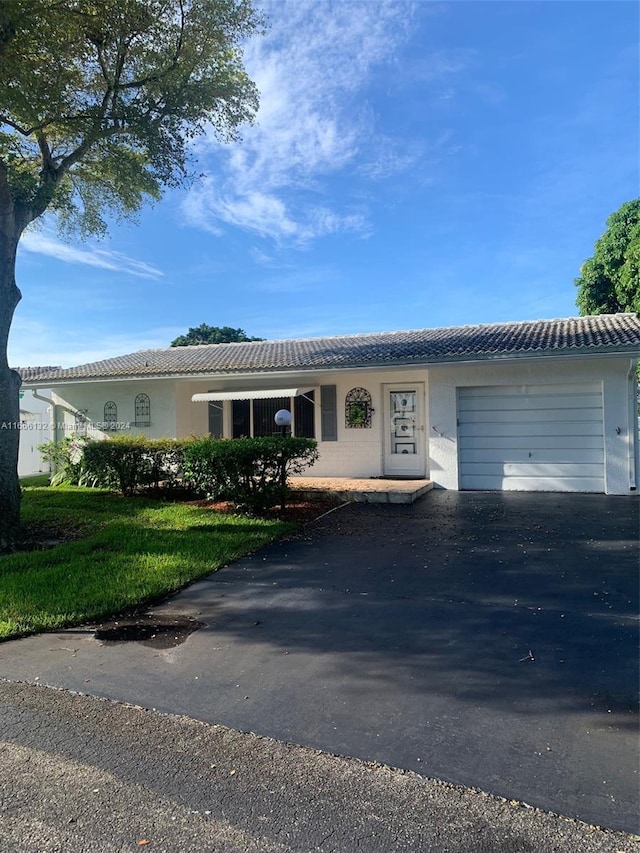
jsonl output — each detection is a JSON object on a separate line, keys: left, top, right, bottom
{"left": 274, "top": 409, "right": 292, "bottom": 427}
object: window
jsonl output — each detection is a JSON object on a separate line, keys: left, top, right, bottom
{"left": 295, "top": 391, "right": 315, "bottom": 438}
{"left": 208, "top": 402, "right": 223, "bottom": 439}
{"left": 253, "top": 396, "right": 290, "bottom": 436}
{"left": 345, "top": 387, "right": 372, "bottom": 428}
{"left": 104, "top": 401, "right": 117, "bottom": 430}
{"left": 231, "top": 393, "right": 315, "bottom": 438}
{"left": 134, "top": 393, "right": 151, "bottom": 427}
{"left": 232, "top": 399, "right": 250, "bottom": 438}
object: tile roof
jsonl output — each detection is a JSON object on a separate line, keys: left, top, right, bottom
{"left": 16, "top": 314, "right": 640, "bottom": 384}
{"left": 15, "top": 366, "right": 62, "bottom": 382}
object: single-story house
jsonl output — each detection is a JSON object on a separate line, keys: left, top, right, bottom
{"left": 18, "top": 314, "right": 640, "bottom": 495}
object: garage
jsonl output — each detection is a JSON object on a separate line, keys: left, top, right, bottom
{"left": 457, "top": 383, "right": 605, "bottom": 492}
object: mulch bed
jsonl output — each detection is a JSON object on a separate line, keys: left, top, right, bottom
{"left": 12, "top": 521, "right": 83, "bottom": 553}
{"left": 188, "top": 497, "right": 345, "bottom": 524}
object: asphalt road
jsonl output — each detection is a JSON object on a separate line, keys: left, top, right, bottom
{"left": 1, "top": 490, "right": 638, "bottom": 850}
{"left": 1, "top": 680, "right": 637, "bottom": 853}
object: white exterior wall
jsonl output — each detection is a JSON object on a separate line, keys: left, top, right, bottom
{"left": 49, "top": 380, "right": 179, "bottom": 441}
{"left": 38, "top": 354, "right": 637, "bottom": 494}
{"left": 17, "top": 390, "right": 53, "bottom": 477}
{"left": 427, "top": 356, "right": 638, "bottom": 495}
{"left": 309, "top": 368, "right": 429, "bottom": 478}
{"left": 184, "top": 369, "right": 429, "bottom": 478}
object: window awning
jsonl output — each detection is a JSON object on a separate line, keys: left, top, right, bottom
{"left": 191, "top": 387, "right": 316, "bottom": 403}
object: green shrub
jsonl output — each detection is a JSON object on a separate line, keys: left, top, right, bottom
{"left": 183, "top": 436, "right": 318, "bottom": 513}
{"left": 42, "top": 434, "right": 318, "bottom": 512}
{"left": 82, "top": 436, "right": 188, "bottom": 495}
{"left": 37, "top": 434, "right": 90, "bottom": 486}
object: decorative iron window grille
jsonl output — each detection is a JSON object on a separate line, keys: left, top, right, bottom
{"left": 345, "top": 387, "right": 372, "bottom": 428}
{"left": 104, "top": 401, "right": 117, "bottom": 430}
{"left": 134, "top": 393, "right": 151, "bottom": 427}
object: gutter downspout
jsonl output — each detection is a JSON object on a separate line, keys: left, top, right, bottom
{"left": 627, "top": 360, "right": 638, "bottom": 491}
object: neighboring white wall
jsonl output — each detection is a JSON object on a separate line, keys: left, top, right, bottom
{"left": 427, "top": 356, "right": 637, "bottom": 495}
{"left": 17, "top": 390, "right": 52, "bottom": 477}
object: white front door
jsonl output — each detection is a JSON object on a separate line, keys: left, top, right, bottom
{"left": 383, "top": 384, "right": 426, "bottom": 477}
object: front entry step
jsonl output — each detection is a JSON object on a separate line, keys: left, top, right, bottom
{"left": 289, "top": 477, "right": 434, "bottom": 504}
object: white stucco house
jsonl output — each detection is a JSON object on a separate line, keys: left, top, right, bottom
{"left": 17, "top": 314, "right": 640, "bottom": 495}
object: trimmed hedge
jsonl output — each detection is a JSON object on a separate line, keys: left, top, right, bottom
{"left": 82, "top": 436, "right": 190, "bottom": 495}
{"left": 182, "top": 436, "right": 319, "bottom": 513}
{"left": 78, "top": 435, "right": 318, "bottom": 512}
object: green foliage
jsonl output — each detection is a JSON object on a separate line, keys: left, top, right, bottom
{"left": 180, "top": 436, "right": 319, "bottom": 512}
{"left": 575, "top": 199, "right": 640, "bottom": 316}
{"left": 81, "top": 436, "right": 188, "bottom": 495}
{"left": 66, "top": 435, "right": 318, "bottom": 512}
{"left": 37, "top": 434, "right": 91, "bottom": 486}
{"left": 171, "top": 324, "right": 265, "bottom": 346}
{"left": 0, "top": 0, "right": 261, "bottom": 234}
{"left": 0, "top": 488, "right": 292, "bottom": 640}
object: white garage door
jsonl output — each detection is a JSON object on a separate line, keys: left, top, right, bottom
{"left": 457, "top": 383, "right": 604, "bottom": 492}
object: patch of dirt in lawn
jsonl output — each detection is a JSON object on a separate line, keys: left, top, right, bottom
{"left": 12, "top": 521, "right": 83, "bottom": 552}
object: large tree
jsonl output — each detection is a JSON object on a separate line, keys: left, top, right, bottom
{"left": 171, "top": 323, "right": 264, "bottom": 346}
{"left": 575, "top": 199, "right": 640, "bottom": 316}
{"left": 0, "top": 0, "right": 261, "bottom": 549}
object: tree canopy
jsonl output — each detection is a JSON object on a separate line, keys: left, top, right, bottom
{"left": 171, "top": 324, "right": 264, "bottom": 346}
{"left": 575, "top": 199, "right": 640, "bottom": 316}
{"left": 0, "top": 0, "right": 260, "bottom": 238}
{"left": 0, "top": 0, "right": 261, "bottom": 549}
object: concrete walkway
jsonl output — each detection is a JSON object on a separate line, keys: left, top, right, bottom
{"left": 290, "top": 476, "right": 433, "bottom": 503}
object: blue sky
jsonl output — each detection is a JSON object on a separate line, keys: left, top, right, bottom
{"left": 9, "top": 0, "right": 639, "bottom": 368}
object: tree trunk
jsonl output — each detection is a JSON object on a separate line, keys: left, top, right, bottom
{"left": 0, "top": 176, "right": 24, "bottom": 551}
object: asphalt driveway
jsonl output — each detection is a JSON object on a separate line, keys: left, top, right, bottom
{"left": 0, "top": 491, "right": 638, "bottom": 834}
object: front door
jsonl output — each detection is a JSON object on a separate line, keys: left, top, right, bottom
{"left": 383, "top": 384, "right": 425, "bottom": 477}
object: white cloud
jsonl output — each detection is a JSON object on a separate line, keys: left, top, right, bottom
{"left": 19, "top": 231, "right": 164, "bottom": 280}
{"left": 183, "top": 0, "right": 418, "bottom": 243}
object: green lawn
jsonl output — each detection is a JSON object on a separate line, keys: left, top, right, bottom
{"left": 0, "top": 486, "right": 295, "bottom": 641}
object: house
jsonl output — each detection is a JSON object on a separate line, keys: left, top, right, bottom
{"left": 17, "top": 314, "right": 640, "bottom": 495}
{"left": 14, "top": 385, "right": 53, "bottom": 478}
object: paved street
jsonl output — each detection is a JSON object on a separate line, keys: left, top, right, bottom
{"left": 1, "top": 491, "right": 638, "bottom": 849}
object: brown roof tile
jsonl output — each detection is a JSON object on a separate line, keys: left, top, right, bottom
{"left": 16, "top": 314, "right": 640, "bottom": 384}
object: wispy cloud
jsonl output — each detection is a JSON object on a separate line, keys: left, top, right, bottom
{"left": 183, "top": 0, "right": 427, "bottom": 243}
{"left": 19, "top": 231, "right": 164, "bottom": 280}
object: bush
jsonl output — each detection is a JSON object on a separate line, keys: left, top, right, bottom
{"left": 37, "top": 434, "right": 90, "bottom": 486}
{"left": 183, "top": 436, "right": 319, "bottom": 513}
{"left": 45, "top": 434, "right": 318, "bottom": 512}
{"left": 82, "top": 436, "right": 188, "bottom": 495}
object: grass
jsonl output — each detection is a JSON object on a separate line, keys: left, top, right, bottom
{"left": 19, "top": 473, "right": 51, "bottom": 487}
{"left": 0, "top": 485, "right": 295, "bottom": 641}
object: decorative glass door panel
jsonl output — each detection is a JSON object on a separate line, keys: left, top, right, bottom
{"left": 390, "top": 391, "right": 417, "bottom": 455}
{"left": 383, "top": 385, "right": 425, "bottom": 477}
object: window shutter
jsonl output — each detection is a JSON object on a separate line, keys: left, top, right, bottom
{"left": 320, "top": 385, "right": 337, "bottom": 441}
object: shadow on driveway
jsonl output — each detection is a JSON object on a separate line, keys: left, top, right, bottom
{"left": 1, "top": 491, "right": 638, "bottom": 833}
